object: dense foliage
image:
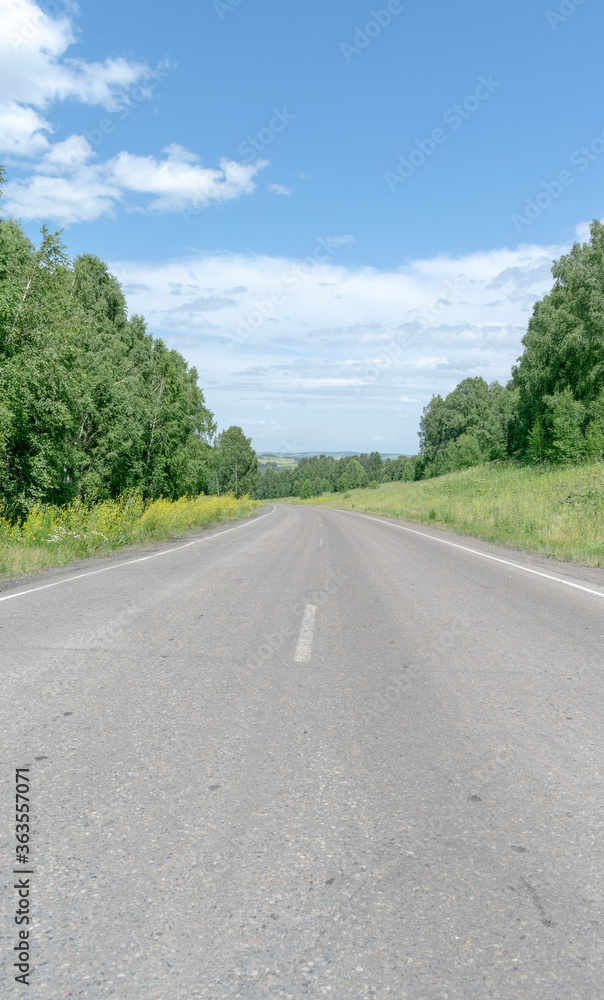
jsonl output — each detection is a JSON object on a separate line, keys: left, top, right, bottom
{"left": 417, "top": 221, "right": 604, "bottom": 477}
{"left": 256, "top": 451, "right": 417, "bottom": 499}
{"left": 212, "top": 425, "right": 259, "bottom": 498}
{"left": 0, "top": 168, "right": 259, "bottom": 517}
{"left": 0, "top": 232, "right": 216, "bottom": 517}
{"left": 512, "top": 220, "right": 604, "bottom": 463}
{"left": 4, "top": 154, "right": 603, "bottom": 512}
{"left": 418, "top": 377, "right": 518, "bottom": 478}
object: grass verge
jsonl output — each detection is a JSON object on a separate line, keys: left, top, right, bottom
{"left": 0, "top": 493, "right": 260, "bottom": 580}
{"left": 287, "top": 461, "right": 604, "bottom": 566}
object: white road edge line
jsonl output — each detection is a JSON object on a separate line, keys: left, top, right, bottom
{"left": 294, "top": 605, "right": 317, "bottom": 662}
{"left": 0, "top": 504, "right": 277, "bottom": 605}
{"left": 336, "top": 509, "right": 604, "bottom": 600}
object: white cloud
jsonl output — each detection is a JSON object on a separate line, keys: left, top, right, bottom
{"left": 5, "top": 168, "right": 121, "bottom": 223}
{"left": 109, "top": 145, "right": 266, "bottom": 213}
{"left": 0, "top": 0, "right": 264, "bottom": 222}
{"left": 268, "top": 183, "right": 292, "bottom": 196}
{"left": 0, "top": 101, "right": 51, "bottom": 155}
{"left": 575, "top": 219, "right": 603, "bottom": 243}
{"left": 107, "top": 239, "right": 564, "bottom": 450}
{"left": 37, "top": 133, "right": 94, "bottom": 173}
{"left": 111, "top": 243, "right": 561, "bottom": 354}
{"left": 0, "top": 0, "right": 150, "bottom": 112}
{"left": 3, "top": 144, "right": 267, "bottom": 221}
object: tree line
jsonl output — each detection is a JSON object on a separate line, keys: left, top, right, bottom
{"left": 4, "top": 154, "right": 602, "bottom": 514}
{"left": 0, "top": 167, "right": 258, "bottom": 518}
{"left": 256, "top": 452, "right": 418, "bottom": 499}
{"left": 417, "top": 220, "right": 604, "bottom": 478}
{"left": 261, "top": 221, "right": 604, "bottom": 497}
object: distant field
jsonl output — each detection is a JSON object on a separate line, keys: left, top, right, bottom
{"left": 287, "top": 461, "right": 604, "bottom": 566}
{"left": 257, "top": 454, "right": 300, "bottom": 471}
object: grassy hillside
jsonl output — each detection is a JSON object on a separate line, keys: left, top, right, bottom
{"left": 289, "top": 461, "right": 604, "bottom": 566}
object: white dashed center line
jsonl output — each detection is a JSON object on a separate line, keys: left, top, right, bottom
{"left": 294, "top": 605, "right": 317, "bottom": 662}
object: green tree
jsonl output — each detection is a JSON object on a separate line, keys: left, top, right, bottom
{"left": 512, "top": 220, "right": 604, "bottom": 453}
{"left": 526, "top": 416, "right": 546, "bottom": 464}
{"left": 419, "top": 378, "right": 512, "bottom": 476}
{"left": 257, "top": 466, "right": 281, "bottom": 499}
{"left": 345, "top": 458, "right": 369, "bottom": 488}
{"left": 547, "top": 388, "right": 585, "bottom": 465}
{"left": 359, "top": 451, "right": 383, "bottom": 479}
{"left": 213, "top": 426, "right": 258, "bottom": 497}
{"left": 445, "top": 432, "right": 482, "bottom": 471}
{"left": 583, "top": 391, "right": 604, "bottom": 460}
{"left": 0, "top": 172, "right": 217, "bottom": 515}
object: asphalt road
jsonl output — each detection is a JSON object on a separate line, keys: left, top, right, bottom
{"left": 2, "top": 502, "right": 604, "bottom": 1000}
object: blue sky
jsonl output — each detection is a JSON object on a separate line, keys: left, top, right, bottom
{"left": 1, "top": 0, "right": 602, "bottom": 453}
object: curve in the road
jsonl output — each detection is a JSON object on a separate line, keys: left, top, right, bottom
{"left": 0, "top": 503, "right": 277, "bottom": 605}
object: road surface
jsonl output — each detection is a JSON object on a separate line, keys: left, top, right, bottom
{"left": 2, "top": 502, "right": 604, "bottom": 999}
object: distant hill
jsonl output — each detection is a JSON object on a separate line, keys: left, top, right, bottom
{"left": 258, "top": 452, "right": 408, "bottom": 463}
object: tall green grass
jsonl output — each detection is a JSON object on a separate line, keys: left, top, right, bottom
{"left": 0, "top": 492, "right": 260, "bottom": 580}
{"left": 291, "top": 461, "right": 604, "bottom": 565}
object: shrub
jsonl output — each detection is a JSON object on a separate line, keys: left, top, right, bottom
{"left": 446, "top": 433, "right": 482, "bottom": 471}
{"left": 548, "top": 388, "right": 585, "bottom": 465}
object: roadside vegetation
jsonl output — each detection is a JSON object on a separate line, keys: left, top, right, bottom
{"left": 0, "top": 492, "right": 259, "bottom": 581}
{"left": 0, "top": 165, "right": 261, "bottom": 578}
{"left": 290, "top": 461, "right": 604, "bottom": 566}
{"left": 283, "top": 220, "right": 604, "bottom": 565}
{"left": 0, "top": 165, "right": 259, "bottom": 523}
{"left": 261, "top": 220, "right": 604, "bottom": 503}
{"left": 3, "top": 153, "right": 604, "bottom": 573}
{"left": 415, "top": 220, "right": 604, "bottom": 477}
